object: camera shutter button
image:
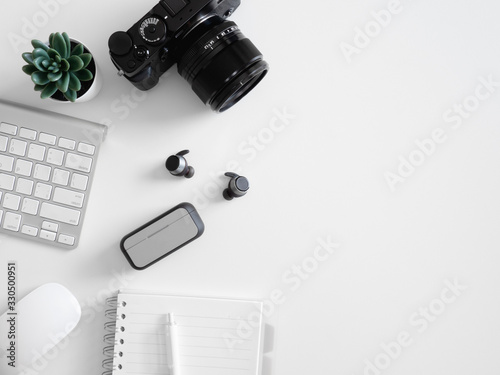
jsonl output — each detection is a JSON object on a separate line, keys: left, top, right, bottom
{"left": 109, "top": 31, "right": 133, "bottom": 56}
{"left": 134, "top": 46, "right": 150, "bottom": 60}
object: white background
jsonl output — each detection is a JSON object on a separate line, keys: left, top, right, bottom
{"left": 1, "top": 0, "right": 500, "bottom": 374}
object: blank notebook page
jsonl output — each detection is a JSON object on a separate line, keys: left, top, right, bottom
{"left": 112, "top": 292, "right": 264, "bottom": 375}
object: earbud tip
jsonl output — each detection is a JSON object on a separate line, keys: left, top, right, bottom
{"left": 186, "top": 166, "right": 195, "bottom": 178}
{"left": 223, "top": 189, "right": 233, "bottom": 201}
{"left": 165, "top": 155, "right": 180, "bottom": 172}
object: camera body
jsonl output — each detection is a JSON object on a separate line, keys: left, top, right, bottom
{"left": 109, "top": 0, "right": 268, "bottom": 112}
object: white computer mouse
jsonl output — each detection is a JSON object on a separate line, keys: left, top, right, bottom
{"left": 0, "top": 283, "right": 81, "bottom": 370}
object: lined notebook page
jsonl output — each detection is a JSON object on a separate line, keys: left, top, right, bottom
{"left": 112, "top": 292, "right": 264, "bottom": 375}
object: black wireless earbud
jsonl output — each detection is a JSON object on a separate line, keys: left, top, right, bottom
{"left": 165, "top": 150, "right": 194, "bottom": 178}
{"left": 223, "top": 172, "right": 249, "bottom": 200}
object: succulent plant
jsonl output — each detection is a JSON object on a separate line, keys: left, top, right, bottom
{"left": 22, "top": 32, "right": 94, "bottom": 102}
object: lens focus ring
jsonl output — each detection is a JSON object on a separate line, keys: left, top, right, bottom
{"left": 178, "top": 22, "right": 241, "bottom": 83}
{"left": 177, "top": 20, "right": 269, "bottom": 112}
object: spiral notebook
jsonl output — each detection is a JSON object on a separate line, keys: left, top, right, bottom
{"left": 102, "top": 290, "right": 265, "bottom": 375}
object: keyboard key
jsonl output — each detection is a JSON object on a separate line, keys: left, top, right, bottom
{"left": 21, "top": 198, "right": 39, "bottom": 215}
{"left": 3, "top": 212, "right": 21, "bottom": 231}
{"left": 42, "top": 221, "right": 59, "bottom": 232}
{"left": 19, "top": 128, "right": 37, "bottom": 140}
{"left": 53, "top": 187, "right": 85, "bottom": 208}
{"left": 77, "top": 142, "right": 95, "bottom": 155}
{"left": 9, "top": 139, "right": 27, "bottom": 156}
{"left": 39, "top": 132, "right": 56, "bottom": 145}
{"left": 16, "top": 178, "right": 34, "bottom": 195}
{"left": 58, "top": 234, "right": 75, "bottom": 246}
{"left": 22, "top": 225, "right": 38, "bottom": 237}
{"left": 40, "top": 202, "right": 80, "bottom": 226}
{"left": 52, "top": 168, "right": 70, "bottom": 186}
{"left": 47, "top": 148, "right": 64, "bottom": 166}
{"left": 0, "top": 154, "right": 14, "bottom": 172}
{"left": 65, "top": 153, "right": 92, "bottom": 173}
{"left": 70, "top": 173, "right": 88, "bottom": 191}
{"left": 34, "top": 183, "right": 52, "bottom": 200}
{"left": 0, "top": 135, "right": 7, "bottom": 152}
{"left": 58, "top": 138, "right": 75, "bottom": 150}
{"left": 0, "top": 173, "right": 15, "bottom": 190}
{"left": 34, "top": 164, "right": 51, "bottom": 181}
{"left": 3, "top": 193, "right": 21, "bottom": 211}
{"left": 0, "top": 123, "right": 17, "bottom": 136}
{"left": 14, "top": 159, "right": 33, "bottom": 177}
{"left": 27, "top": 144, "right": 46, "bottom": 161}
{"left": 0, "top": 210, "right": 2, "bottom": 225}
{"left": 40, "top": 229, "right": 56, "bottom": 241}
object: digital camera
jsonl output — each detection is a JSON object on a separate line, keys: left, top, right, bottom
{"left": 108, "top": 0, "right": 269, "bottom": 112}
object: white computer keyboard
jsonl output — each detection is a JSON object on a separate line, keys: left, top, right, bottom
{"left": 0, "top": 99, "right": 106, "bottom": 249}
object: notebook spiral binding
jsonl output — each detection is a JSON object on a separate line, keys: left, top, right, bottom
{"left": 102, "top": 296, "right": 121, "bottom": 375}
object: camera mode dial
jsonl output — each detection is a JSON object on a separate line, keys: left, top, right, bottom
{"left": 139, "top": 17, "right": 167, "bottom": 44}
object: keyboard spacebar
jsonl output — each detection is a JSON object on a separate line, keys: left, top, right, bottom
{"left": 40, "top": 202, "right": 81, "bottom": 226}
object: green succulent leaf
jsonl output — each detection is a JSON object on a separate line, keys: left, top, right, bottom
{"left": 32, "top": 71, "right": 50, "bottom": 85}
{"left": 33, "top": 48, "right": 50, "bottom": 60}
{"left": 56, "top": 72, "right": 70, "bottom": 93}
{"left": 34, "top": 84, "right": 45, "bottom": 92}
{"left": 42, "top": 60, "right": 51, "bottom": 69}
{"left": 41, "top": 82, "right": 58, "bottom": 99}
{"left": 31, "top": 39, "right": 49, "bottom": 51}
{"left": 79, "top": 53, "right": 92, "bottom": 69}
{"left": 73, "top": 69, "right": 93, "bottom": 81}
{"left": 71, "top": 44, "right": 84, "bottom": 56}
{"left": 60, "top": 59, "right": 70, "bottom": 72}
{"left": 52, "top": 33, "right": 68, "bottom": 59}
{"left": 22, "top": 64, "right": 38, "bottom": 75}
{"left": 63, "top": 89, "right": 77, "bottom": 103}
{"left": 47, "top": 48, "right": 60, "bottom": 60}
{"left": 47, "top": 71, "right": 63, "bottom": 82}
{"left": 68, "top": 72, "right": 82, "bottom": 91}
{"left": 62, "top": 32, "right": 71, "bottom": 59}
{"left": 33, "top": 56, "right": 48, "bottom": 72}
{"left": 55, "top": 54, "right": 62, "bottom": 63}
{"left": 49, "top": 33, "right": 55, "bottom": 47}
{"left": 22, "top": 53, "right": 34, "bottom": 65}
{"left": 67, "top": 55, "right": 84, "bottom": 71}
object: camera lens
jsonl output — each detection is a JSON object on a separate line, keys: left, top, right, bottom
{"left": 177, "top": 20, "right": 268, "bottom": 113}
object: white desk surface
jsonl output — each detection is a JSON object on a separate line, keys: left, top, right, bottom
{"left": 1, "top": 0, "right": 500, "bottom": 374}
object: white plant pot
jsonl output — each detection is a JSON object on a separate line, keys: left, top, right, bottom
{"left": 72, "top": 64, "right": 102, "bottom": 103}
